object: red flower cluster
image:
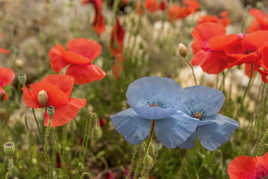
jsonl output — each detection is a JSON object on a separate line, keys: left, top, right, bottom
{"left": 22, "top": 75, "right": 86, "bottom": 127}
{"left": 191, "top": 9, "right": 268, "bottom": 82}
{"left": 167, "top": 0, "right": 200, "bottom": 22}
{"left": 0, "top": 68, "right": 15, "bottom": 101}
{"left": 228, "top": 153, "right": 268, "bottom": 179}
{"left": 49, "top": 38, "right": 105, "bottom": 84}
{"left": 82, "top": 0, "right": 105, "bottom": 35}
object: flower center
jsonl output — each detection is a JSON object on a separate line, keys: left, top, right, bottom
{"left": 194, "top": 112, "right": 202, "bottom": 119}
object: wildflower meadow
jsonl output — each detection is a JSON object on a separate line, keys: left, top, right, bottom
{"left": 1, "top": 0, "right": 268, "bottom": 178}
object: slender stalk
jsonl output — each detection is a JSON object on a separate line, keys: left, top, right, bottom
{"left": 32, "top": 108, "right": 42, "bottom": 142}
{"left": 133, "top": 120, "right": 155, "bottom": 179}
{"left": 5, "top": 158, "right": 13, "bottom": 179}
{"left": 44, "top": 114, "right": 52, "bottom": 178}
{"left": 127, "top": 145, "right": 138, "bottom": 179}
{"left": 256, "top": 128, "right": 268, "bottom": 155}
{"left": 182, "top": 56, "right": 197, "bottom": 85}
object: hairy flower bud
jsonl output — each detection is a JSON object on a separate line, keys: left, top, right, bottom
{"left": 38, "top": 90, "right": 48, "bottom": 107}
{"left": 3, "top": 142, "right": 15, "bottom": 156}
{"left": 178, "top": 43, "right": 187, "bottom": 58}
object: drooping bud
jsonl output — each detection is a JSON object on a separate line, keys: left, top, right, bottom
{"left": 47, "top": 105, "right": 55, "bottom": 118}
{"left": 38, "top": 90, "right": 48, "bottom": 107}
{"left": 3, "top": 141, "right": 15, "bottom": 156}
{"left": 178, "top": 43, "right": 188, "bottom": 58}
{"left": 18, "top": 73, "right": 27, "bottom": 86}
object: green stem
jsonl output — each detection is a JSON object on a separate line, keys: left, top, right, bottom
{"left": 32, "top": 108, "right": 42, "bottom": 142}
{"left": 127, "top": 145, "right": 138, "bottom": 179}
{"left": 256, "top": 128, "right": 268, "bottom": 155}
{"left": 44, "top": 115, "right": 52, "bottom": 178}
{"left": 133, "top": 120, "right": 155, "bottom": 179}
{"left": 112, "top": 0, "right": 120, "bottom": 22}
{"left": 5, "top": 158, "right": 13, "bottom": 179}
{"left": 184, "top": 57, "right": 198, "bottom": 85}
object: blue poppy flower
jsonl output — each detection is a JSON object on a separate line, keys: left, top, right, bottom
{"left": 111, "top": 76, "right": 200, "bottom": 148}
{"left": 176, "top": 86, "right": 239, "bottom": 151}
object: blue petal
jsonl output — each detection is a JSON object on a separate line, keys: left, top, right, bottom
{"left": 154, "top": 111, "right": 200, "bottom": 148}
{"left": 111, "top": 108, "right": 151, "bottom": 145}
{"left": 133, "top": 106, "right": 176, "bottom": 120}
{"left": 178, "top": 132, "right": 196, "bottom": 149}
{"left": 177, "top": 86, "right": 225, "bottom": 117}
{"left": 197, "top": 114, "right": 239, "bottom": 151}
{"left": 126, "top": 76, "right": 182, "bottom": 109}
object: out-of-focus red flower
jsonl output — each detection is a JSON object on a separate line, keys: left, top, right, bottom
{"left": 144, "top": 0, "right": 159, "bottom": 14}
{"left": 106, "top": 171, "right": 114, "bottom": 179}
{"left": 49, "top": 38, "right": 106, "bottom": 84}
{"left": 99, "top": 117, "right": 107, "bottom": 127}
{"left": 22, "top": 74, "right": 86, "bottom": 127}
{"left": 183, "top": 0, "right": 200, "bottom": 15}
{"left": 82, "top": 0, "right": 105, "bottom": 35}
{"left": 0, "top": 68, "right": 15, "bottom": 101}
{"left": 191, "top": 22, "right": 237, "bottom": 74}
{"left": 160, "top": 0, "right": 167, "bottom": 11}
{"left": 122, "top": 0, "right": 128, "bottom": 4}
{"left": 247, "top": 8, "right": 268, "bottom": 32}
{"left": 168, "top": 5, "right": 188, "bottom": 22}
{"left": 56, "top": 153, "right": 61, "bottom": 168}
{"left": 110, "top": 18, "right": 125, "bottom": 57}
{"left": 228, "top": 152, "right": 268, "bottom": 179}
{"left": 112, "top": 56, "right": 126, "bottom": 80}
{"left": 136, "top": 1, "right": 145, "bottom": 15}
{"left": 198, "top": 11, "right": 230, "bottom": 27}
{"left": 0, "top": 33, "right": 9, "bottom": 54}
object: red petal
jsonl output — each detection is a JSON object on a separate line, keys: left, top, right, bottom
{"left": 23, "top": 82, "right": 69, "bottom": 108}
{"left": 44, "top": 98, "right": 86, "bottom": 127}
{"left": 66, "top": 38, "right": 102, "bottom": 62}
{"left": 244, "top": 31, "right": 268, "bottom": 52}
{"left": 144, "top": 0, "right": 159, "bottom": 14}
{"left": 66, "top": 64, "right": 105, "bottom": 84}
{"left": 93, "top": 12, "right": 105, "bottom": 36}
{"left": 228, "top": 156, "right": 257, "bottom": 179}
{"left": 192, "top": 22, "right": 226, "bottom": 49}
{"left": 110, "top": 19, "right": 125, "bottom": 57}
{"left": 0, "top": 48, "right": 9, "bottom": 54}
{"left": 191, "top": 50, "right": 209, "bottom": 66}
{"left": 249, "top": 9, "right": 268, "bottom": 27}
{"left": 49, "top": 44, "right": 69, "bottom": 73}
{"left": 0, "top": 87, "right": 7, "bottom": 101}
{"left": 41, "top": 75, "right": 74, "bottom": 96}
{"left": 0, "top": 67, "right": 15, "bottom": 87}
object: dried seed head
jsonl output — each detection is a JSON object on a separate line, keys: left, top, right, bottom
{"left": 3, "top": 141, "right": 15, "bottom": 156}
{"left": 38, "top": 90, "right": 48, "bottom": 107}
{"left": 194, "top": 112, "right": 202, "bottom": 119}
{"left": 178, "top": 43, "right": 187, "bottom": 58}
{"left": 18, "top": 73, "right": 27, "bottom": 85}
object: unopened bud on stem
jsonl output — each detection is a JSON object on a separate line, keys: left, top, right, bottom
{"left": 18, "top": 73, "right": 27, "bottom": 86}
{"left": 178, "top": 43, "right": 187, "bottom": 58}
{"left": 38, "top": 90, "right": 48, "bottom": 107}
{"left": 3, "top": 142, "right": 15, "bottom": 156}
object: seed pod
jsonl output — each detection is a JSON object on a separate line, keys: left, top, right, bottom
{"left": 178, "top": 43, "right": 187, "bottom": 58}
{"left": 3, "top": 142, "right": 15, "bottom": 156}
{"left": 18, "top": 73, "right": 27, "bottom": 86}
{"left": 47, "top": 106, "right": 55, "bottom": 118}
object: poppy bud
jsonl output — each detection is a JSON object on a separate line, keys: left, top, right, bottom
{"left": 93, "top": 127, "right": 103, "bottom": 139}
{"left": 15, "top": 59, "right": 24, "bottom": 69}
{"left": 178, "top": 43, "right": 187, "bottom": 58}
{"left": 47, "top": 105, "right": 55, "bottom": 118}
{"left": 143, "top": 154, "right": 154, "bottom": 171}
{"left": 18, "top": 73, "right": 27, "bottom": 86}
{"left": 3, "top": 141, "right": 15, "bottom": 156}
{"left": 38, "top": 90, "right": 48, "bottom": 107}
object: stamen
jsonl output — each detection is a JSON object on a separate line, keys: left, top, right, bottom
{"left": 194, "top": 112, "right": 202, "bottom": 119}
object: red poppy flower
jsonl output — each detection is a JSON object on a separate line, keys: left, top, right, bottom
{"left": 160, "top": 0, "right": 167, "bottom": 11}
{"left": 0, "top": 33, "right": 9, "bottom": 54}
{"left": 112, "top": 56, "right": 126, "bottom": 80}
{"left": 82, "top": 0, "right": 102, "bottom": 8}
{"left": 49, "top": 38, "right": 106, "bottom": 84}
{"left": 22, "top": 74, "right": 86, "bottom": 127}
{"left": 247, "top": 8, "right": 268, "bottom": 32}
{"left": 136, "top": 1, "right": 145, "bottom": 15}
{"left": 168, "top": 5, "right": 188, "bottom": 22}
{"left": 198, "top": 11, "right": 230, "bottom": 27}
{"left": 183, "top": 0, "right": 200, "bottom": 15}
{"left": 110, "top": 18, "right": 125, "bottom": 57}
{"left": 228, "top": 152, "right": 268, "bottom": 179}
{"left": 0, "top": 68, "right": 15, "bottom": 101}
{"left": 191, "top": 22, "right": 237, "bottom": 74}
{"left": 144, "top": 0, "right": 159, "bottom": 14}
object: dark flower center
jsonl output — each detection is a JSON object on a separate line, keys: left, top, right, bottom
{"left": 194, "top": 112, "right": 202, "bottom": 119}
